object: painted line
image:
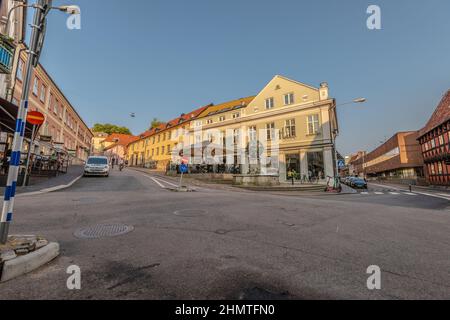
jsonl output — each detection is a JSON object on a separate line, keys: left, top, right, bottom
{"left": 374, "top": 192, "right": 384, "bottom": 195}
{"left": 411, "top": 191, "right": 450, "bottom": 201}
{"left": 16, "top": 174, "right": 84, "bottom": 198}
{"left": 146, "top": 176, "right": 166, "bottom": 189}
{"left": 403, "top": 193, "right": 417, "bottom": 196}
{"left": 389, "top": 192, "right": 400, "bottom": 195}
{"left": 152, "top": 176, "right": 179, "bottom": 188}
{"left": 437, "top": 193, "right": 450, "bottom": 197}
{"left": 360, "top": 192, "right": 369, "bottom": 195}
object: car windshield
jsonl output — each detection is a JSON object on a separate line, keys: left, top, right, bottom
{"left": 87, "top": 158, "right": 108, "bottom": 165}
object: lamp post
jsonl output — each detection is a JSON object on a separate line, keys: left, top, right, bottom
{"left": 333, "top": 98, "right": 366, "bottom": 178}
{"left": 0, "top": 0, "right": 79, "bottom": 244}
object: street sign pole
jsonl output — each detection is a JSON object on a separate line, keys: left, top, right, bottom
{"left": 22, "top": 125, "right": 36, "bottom": 187}
{"left": 179, "top": 171, "right": 183, "bottom": 189}
{"left": 0, "top": 0, "right": 48, "bottom": 244}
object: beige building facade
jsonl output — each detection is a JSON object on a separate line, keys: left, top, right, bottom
{"left": 184, "top": 75, "right": 337, "bottom": 182}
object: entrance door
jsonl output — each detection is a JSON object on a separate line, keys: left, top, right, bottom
{"left": 286, "top": 154, "right": 300, "bottom": 179}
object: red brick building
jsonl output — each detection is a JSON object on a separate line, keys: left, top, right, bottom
{"left": 417, "top": 90, "right": 450, "bottom": 186}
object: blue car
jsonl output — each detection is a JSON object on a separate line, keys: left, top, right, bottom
{"left": 350, "top": 178, "right": 367, "bottom": 189}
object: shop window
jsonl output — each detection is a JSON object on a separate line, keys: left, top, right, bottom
{"left": 307, "top": 151, "right": 324, "bottom": 180}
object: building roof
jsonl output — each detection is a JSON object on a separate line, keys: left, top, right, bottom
{"left": 197, "top": 96, "right": 256, "bottom": 118}
{"left": 418, "top": 90, "right": 450, "bottom": 137}
{"left": 103, "top": 133, "right": 139, "bottom": 145}
{"left": 129, "top": 104, "right": 211, "bottom": 146}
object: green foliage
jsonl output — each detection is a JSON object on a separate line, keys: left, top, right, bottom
{"left": 92, "top": 123, "right": 131, "bottom": 135}
{"left": 150, "top": 118, "right": 164, "bottom": 129}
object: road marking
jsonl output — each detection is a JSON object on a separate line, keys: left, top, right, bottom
{"left": 389, "top": 192, "right": 400, "bottom": 195}
{"left": 412, "top": 191, "right": 450, "bottom": 201}
{"left": 360, "top": 192, "right": 369, "bottom": 195}
{"left": 437, "top": 193, "right": 450, "bottom": 198}
{"left": 152, "top": 176, "right": 179, "bottom": 188}
{"left": 147, "top": 176, "right": 166, "bottom": 189}
{"left": 403, "top": 193, "right": 417, "bottom": 196}
{"left": 374, "top": 192, "right": 384, "bottom": 195}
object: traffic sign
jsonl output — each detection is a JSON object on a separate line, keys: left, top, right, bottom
{"left": 26, "top": 111, "right": 45, "bottom": 125}
{"left": 337, "top": 159, "right": 345, "bottom": 169}
{"left": 181, "top": 156, "right": 189, "bottom": 165}
{"left": 180, "top": 163, "right": 188, "bottom": 173}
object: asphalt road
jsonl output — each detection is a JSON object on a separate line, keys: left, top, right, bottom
{"left": 0, "top": 169, "right": 449, "bottom": 299}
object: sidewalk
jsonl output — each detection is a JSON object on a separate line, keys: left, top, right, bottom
{"left": 128, "top": 167, "right": 356, "bottom": 195}
{"left": 0, "top": 165, "right": 84, "bottom": 196}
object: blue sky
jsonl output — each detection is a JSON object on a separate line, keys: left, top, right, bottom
{"left": 36, "top": 0, "right": 450, "bottom": 155}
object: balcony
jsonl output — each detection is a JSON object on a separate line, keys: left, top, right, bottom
{"left": 0, "top": 35, "right": 15, "bottom": 74}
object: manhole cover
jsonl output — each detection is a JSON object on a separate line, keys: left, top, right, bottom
{"left": 74, "top": 224, "right": 134, "bottom": 239}
{"left": 173, "top": 209, "right": 206, "bottom": 217}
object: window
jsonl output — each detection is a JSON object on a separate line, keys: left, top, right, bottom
{"left": 161, "top": 146, "right": 165, "bottom": 155}
{"left": 248, "top": 126, "right": 257, "bottom": 141}
{"left": 32, "top": 77, "right": 39, "bottom": 96}
{"left": 438, "top": 162, "right": 443, "bottom": 174}
{"left": 219, "top": 116, "right": 226, "bottom": 122}
{"left": 152, "top": 136, "right": 155, "bottom": 144}
{"left": 152, "top": 149, "right": 154, "bottom": 156}
{"left": 195, "top": 120, "right": 202, "bottom": 127}
{"left": 439, "top": 135, "right": 444, "bottom": 146}
{"left": 430, "top": 164, "right": 436, "bottom": 175}
{"left": 265, "top": 97, "right": 274, "bottom": 109}
{"left": 266, "top": 122, "right": 275, "bottom": 140}
{"left": 17, "top": 60, "right": 24, "bottom": 81}
{"left": 163, "top": 133, "right": 166, "bottom": 141}
{"left": 232, "top": 112, "right": 240, "bottom": 119}
{"left": 167, "top": 145, "right": 171, "bottom": 154}
{"left": 430, "top": 139, "right": 435, "bottom": 148}
{"left": 167, "top": 131, "right": 171, "bottom": 140}
{"left": 157, "top": 135, "right": 160, "bottom": 143}
{"left": 156, "top": 147, "right": 159, "bottom": 156}
{"left": 207, "top": 119, "right": 213, "bottom": 124}
{"left": 206, "top": 131, "right": 213, "bottom": 142}
{"left": 284, "top": 119, "right": 296, "bottom": 138}
{"left": 40, "top": 84, "right": 46, "bottom": 102}
{"left": 195, "top": 134, "right": 201, "bottom": 144}
{"left": 284, "top": 93, "right": 294, "bottom": 105}
{"left": 233, "top": 129, "right": 240, "bottom": 144}
{"left": 53, "top": 100, "right": 58, "bottom": 115}
{"left": 307, "top": 114, "right": 320, "bottom": 134}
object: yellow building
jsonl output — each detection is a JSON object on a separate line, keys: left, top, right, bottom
{"left": 129, "top": 75, "right": 337, "bottom": 182}
{"left": 185, "top": 75, "right": 336, "bottom": 181}
{"left": 127, "top": 105, "right": 209, "bottom": 170}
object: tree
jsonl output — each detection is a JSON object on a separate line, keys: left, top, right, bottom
{"left": 92, "top": 123, "right": 131, "bottom": 135}
{"left": 150, "top": 118, "right": 164, "bottom": 129}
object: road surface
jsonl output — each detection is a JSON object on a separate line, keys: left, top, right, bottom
{"left": 0, "top": 169, "right": 449, "bottom": 299}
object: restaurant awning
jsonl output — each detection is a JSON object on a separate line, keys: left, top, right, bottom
{"left": 0, "top": 96, "right": 34, "bottom": 139}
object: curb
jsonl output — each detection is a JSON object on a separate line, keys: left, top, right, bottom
{"left": 0, "top": 242, "right": 60, "bottom": 283}
{"left": 16, "top": 174, "right": 83, "bottom": 198}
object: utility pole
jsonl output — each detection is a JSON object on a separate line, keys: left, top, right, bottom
{"left": 0, "top": 0, "right": 51, "bottom": 244}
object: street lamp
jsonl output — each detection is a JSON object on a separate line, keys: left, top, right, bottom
{"left": 0, "top": 0, "right": 77, "bottom": 244}
{"left": 333, "top": 97, "right": 366, "bottom": 179}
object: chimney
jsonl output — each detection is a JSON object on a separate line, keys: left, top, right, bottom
{"left": 319, "top": 82, "right": 329, "bottom": 100}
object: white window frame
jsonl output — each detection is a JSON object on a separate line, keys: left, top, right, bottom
{"left": 219, "top": 116, "right": 226, "bottom": 122}
{"left": 232, "top": 112, "right": 240, "bottom": 119}
{"left": 40, "top": 84, "right": 46, "bottom": 102}
{"left": 32, "top": 77, "right": 39, "bottom": 96}
{"left": 307, "top": 114, "right": 320, "bottom": 135}
{"left": 266, "top": 122, "right": 275, "bottom": 140}
{"left": 265, "top": 97, "right": 274, "bottom": 109}
{"left": 284, "top": 119, "right": 296, "bottom": 138}
{"left": 284, "top": 93, "right": 294, "bottom": 105}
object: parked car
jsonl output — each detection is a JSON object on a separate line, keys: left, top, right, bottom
{"left": 350, "top": 178, "right": 367, "bottom": 189}
{"left": 84, "top": 156, "right": 110, "bottom": 177}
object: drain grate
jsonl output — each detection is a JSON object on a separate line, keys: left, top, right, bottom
{"left": 74, "top": 223, "right": 134, "bottom": 239}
